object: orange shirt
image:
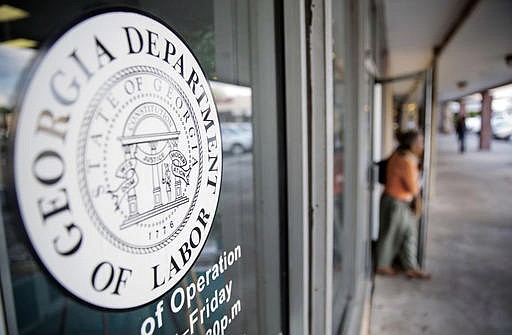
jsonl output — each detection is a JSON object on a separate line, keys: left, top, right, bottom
{"left": 384, "top": 150, "right": 419, "bottom": 202}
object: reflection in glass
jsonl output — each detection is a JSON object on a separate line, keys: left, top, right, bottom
{"left": 332, "top": 0, "right": 348, "bottom": 333}
{"left": 0, "top": 1, "right": 257, "bottom": 334}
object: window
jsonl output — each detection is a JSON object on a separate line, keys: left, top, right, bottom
{"left": 0, "top": 1, "right": 283, "bottom": 334}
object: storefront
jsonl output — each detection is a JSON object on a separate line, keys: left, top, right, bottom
{"left": 0, "top": 1, "right": 388, "bottom": 334}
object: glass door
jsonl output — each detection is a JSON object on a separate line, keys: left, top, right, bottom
{"left": 373, "top": 70, "right": 431, "bottom": 270}
{"left": 0, "top": 1, "right": 284, "bottom": 334}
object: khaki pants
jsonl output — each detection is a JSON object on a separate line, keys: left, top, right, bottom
{"left": 376, "top": 193, "right": 419, "bottom": 270}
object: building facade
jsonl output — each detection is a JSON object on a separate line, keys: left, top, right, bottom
{"left": 0, "top": 1, "right": 421, "bottom": 334}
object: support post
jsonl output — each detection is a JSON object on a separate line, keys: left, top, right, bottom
{"left": 440, "top": 101, "right": 451, "bottom": 134}
{"left": 480, "top": 90, "right": 492, "bottom": 150}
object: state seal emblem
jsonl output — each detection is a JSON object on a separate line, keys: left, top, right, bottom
{"left": 12, "top": 9, "right": 222, "bottom": 309}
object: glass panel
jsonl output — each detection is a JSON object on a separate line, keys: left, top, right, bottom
{"left": 331, "top": 0, "right": 348, "bottom": 332}
{"left": 0, "top": 1, "right": 261, "bottom": 334}
{"left": 363, "top": 0, "right": 374, "bottom": 281}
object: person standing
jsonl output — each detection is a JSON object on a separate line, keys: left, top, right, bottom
{"left": 376, "top": 130, "right": 431, "bottom": 279}
{"left": 455, "top": 112, "right": 467, "bottom": 153}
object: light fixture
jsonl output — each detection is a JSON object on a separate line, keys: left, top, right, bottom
{"left": 1, "top": 38, "right": 37, "bottom": 48}
{"left": 457, "top": 81, "right": 467, "bottom": 90}
{"left": 0, "top": 4, "right": 29, "bottom": 22}
{"left": 505, "top": 54, "right": 512, "bottom": 68}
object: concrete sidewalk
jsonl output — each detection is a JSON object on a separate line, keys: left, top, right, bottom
{"left": 370, "top": 133, "right": 512, "bottom": 335}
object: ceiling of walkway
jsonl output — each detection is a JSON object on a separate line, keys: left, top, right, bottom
{"left": 383, "top": 0, "right": 512, "bottom": 102}
{"left": 1, "top": 1, "right": 511, "bottom": 105}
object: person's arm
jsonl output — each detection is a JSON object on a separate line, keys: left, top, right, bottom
{"left": 401, "top": 158, "right": 419, "bottom": 196}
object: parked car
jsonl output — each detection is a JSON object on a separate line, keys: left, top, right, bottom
{"left": 221, "top": 123, "right": 253, "bottom": 154}
{"left": 492, "top": 119, "right": 512, "bottom": 140}
{"left": 464, "top": 113, "right": 512, "bottom": 140}
{"left": 465, "top": 116, "right": 481, "bottom": 133}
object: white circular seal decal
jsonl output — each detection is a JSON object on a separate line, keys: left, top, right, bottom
{"left": 13, "top": 9, "right": 222, "bottom": 309}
